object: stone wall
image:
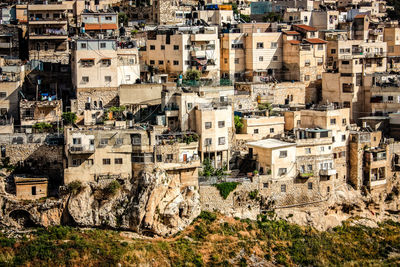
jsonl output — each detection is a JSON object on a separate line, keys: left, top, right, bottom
{"left": 76, "top": 87, "right": 119, "bottom": 114}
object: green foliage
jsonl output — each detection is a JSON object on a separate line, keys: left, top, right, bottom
{"left": 200, "top": 158, "right": 227, "bottom": 178}
{"left": 67, "top": 180, "right": 83, "bottom": 195}
{"left": 240, "top": 14, "right": 251, "bottom": 22}
{"left": 131, "top": 29, "right": 138, "bottom": 36}
{"left": 197, "top": 211, "right": 217, "bottom": 223}
{"left": 231, "top": 2, "right": 238, "bottom": 14}
{"left": 118, "top": 12, "right": 128, "bottom": 25}
{"left": 248, "top": 190, "right": 259, "bottom": 200}
{"left": 263, "top": 12, "right": 282, "bottom": 22}
{"left": 32, "top": 122, "right": 52, "bottom": 132}
{"left": 213, "top": 182, "right": 240, "bottom": 199}
{"left": 234, "top": 115, "right": 243, "bottom": 134}
{"left": 184, "top": 69, "right": 201, "bottom": 81}
{"left": 62, "top": 112, "right": 77, "bottom": 125}
{"left": 103, "top": 180, "right": 121, "bottom": 197}
{"left": 258, "top": 102, "right": 272, "bottom": 111}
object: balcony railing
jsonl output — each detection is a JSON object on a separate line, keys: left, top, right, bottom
{"left": 319, "top": 169, "right": 337, "bottom": 176}
{"left": 69, "top": 145, "right": 95, "bottom": 154}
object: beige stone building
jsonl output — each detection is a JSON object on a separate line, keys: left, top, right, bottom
{"left": 239, "top": 113, "right": 284, "bottom": 139}
{"left": 19, "top": 100, "right": 62, "bottom": 128}
{"left": 64, "top": 125, "right": 200, "bottom": 187}
{"left": 220, "top": 31, "right": 282, "bottom": 82}
{"left": 27, "top": 2, "right": 69, "bottom": 63}
{"left": 15, "top": 176, "right": 48, "bottom": 200}
{"left": 71, "top": 38, "right": 140, "bottom": 113}
{"left": 247, "top": 139, "right": 297, "bottom": 178}
{"left": 384, "top": 22, "right": 400, "bottom": 71}
{"left": 143, "top": 26, "right": 220, "bottom": 82}
{"left": 349, "top": 130, "right": 390, "bottom": 190}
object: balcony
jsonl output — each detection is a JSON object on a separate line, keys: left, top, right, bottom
{"left": 298, "top": 172, "right": 313, "bottom": 178}
{"left": 190, "top": 50, "right": 206, "bottom": 58}
{"left": 0, "top": 43, "right": 11, "bottom": 49}
{"left": 319, "top": 169, "right": 337, "bottom": 176}
{"left": 68, "top": 145, "right": 95, "bottom": 154}
{"left": 364, "top": 52, "right": 386, "bottom": 58}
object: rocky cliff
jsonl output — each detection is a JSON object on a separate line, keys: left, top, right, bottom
{"left": 0, "top": 169, "right": 201, "bottom": 236}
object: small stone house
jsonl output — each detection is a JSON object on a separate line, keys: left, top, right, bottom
{"left": 15, "top": 176, "right": 48, "bottom": 200}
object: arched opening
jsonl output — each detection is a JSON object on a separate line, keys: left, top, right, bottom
{"left": 9, "top": 210, "right": 37, "bottom": 228}
{"left": 44, "top": 42, "right": 49, "bottom": 51}
{"left": 99, "top": 101, "right": 103, "bottom": 108}
{"left": 36, "top": 43, "right": 40, "bottom": 51}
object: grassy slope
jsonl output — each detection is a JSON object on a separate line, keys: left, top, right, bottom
{"left": 0, "top": 212, "right": 400, "bottom": 266}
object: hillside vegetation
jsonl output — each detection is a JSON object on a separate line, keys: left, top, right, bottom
{"left": 1, "top": 212, "right": 400, "bottom": 266}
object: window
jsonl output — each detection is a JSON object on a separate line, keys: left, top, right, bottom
{"left": 101, "top": 59, "right": 111, "bottom": 67}
{"left": 218, "top": 121, "right": 225, "bottom": 128}
{"left": 317, "top": 74, "right": 322, "bottom": 80}
{"left": 32, "top": 186, "right": 36, "bottom": 196}
{"left": 342, "top": 135, "right": 346, "bottom": 141}
{"left": 271, "top": 42, "right": 278, "bottom": 48}
{"left": 279, "top": 150, "right": 287, "bottom": 158}
{"left": 115, "top": 158, "right": 123, "bottom": 164}
{"left": 185, "top": 45, "right": 191, "bottom": 50}
{"left": 318, "top": 44, "right": 323, "bottom": 50}
{"left": 131, "top": 134, "right": 141, "bottom": 145}
{"left": 304, "top": 75, "right": 310, "bottom": 81}
{"left": 150, "top": 45, "right": 155, "bottom": 50}
{"left": 305, "top": 148, "right": 311, "bottom": 154}
{"left": 105, "top": 16, "right": 112, "bottom": 21}
{"left": 125, "top": 75, "right": 131, "bottom": 81}
{"left": 156, "top": 155, "right": 162, "bottom": 162}
{"left": 158, "top": 60, "right": 164, "bottom": 65}
{"left": 73, "top": 138, "right": 81, "bottom": 145}
{"left": 205, "top": 122, "right": 212, "bottom": 129}
{"left": 224, "top": 58, "right": 228, "bottom": 64}
{"left": 321, "top": 146, "right": 325, "bottom": 152}
{"left": 388, "top": 96, "right": 394, "bottom": 102}
{"left": 82, "top": 76, "right": 89, "bottom": 83}
{"left": 72, "top": 159, "right": 81, "bottom": 166}
{"left": 161, "top": 45, "right": 165, "bottom": 50}
{"left": 273, "top": 56, "right": 278, "bottom": 61}
{"left": 173, "top": 45, "right": 179, "bottom": 50}
{"left": 234, "top": 58, "right": 239, "bottom": 64}
{"left": 330, "top": 118, "right": 336, "bottom": 125}
{"left": 103, "top": 158, "right": 111, "bottom": 165}
{"left": 281, "top": 184, "right": 286, "bottom": 192}
{"left": 331, "top": 49, "right": 336, "bottom": 54}
{"left": 307, "top": 164, "right": 312, "bottom": 171}
{"left": 270, "top": 128, "right": 274, "bottom": 133}
{"left": 166, "top": 154, "right": 173, "bottom": 160}
{"left": 81, "top": 43, "right": 87, "bottom": 49}
{"left": 218, "top": 137, "right": 226, "bottom": 145}
{"left": 205, "top": 138, "right": 212, "bottom": 145}
{"left": 342, "top": 118, "right": 346, "bottom": 125}
{"left": 86, "top": 159, "right": 94, "bottom": 166}
{"left": 115, "top": 138, "right": 123, "bottom": 145}
{"left": 173, "top": 60, "right": 179, "bottom": 65}
{"left": 149, "top": 60, "right": 155, "bottom": 65}
{"left": 100, "top": 43, "right": 106, "bottom": 48}
{"left": 254, "top": 129, "right": 259, "bottom": 134}
{"left": 305, "top": 60, "right": 310, "bottom": 66}
{"left": 100, "top": 138, "right": 108, "bottom": 145}
{"left": 0, "top": 92, "right": 6, "bottom": 98}
{"left": 308, "top": 182, "right": 313, "bottom": 190}
{"left": 187, "top": 103, "right": 193, "bottom": 110}
{"left": 263, "top": 183, "right": 269, "bottom": 188}
{"left": 256, "top": 42, "right": 264, "bottom": 49}
{"left": 259, "top": 56, "right": 263, "bottom": 62}
{"left": 105, "top": 76, "right": 112, "bottom": 82}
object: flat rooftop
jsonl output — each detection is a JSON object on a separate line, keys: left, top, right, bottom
{"left": 247, "top": 138, "right": 295, "bottom": 149}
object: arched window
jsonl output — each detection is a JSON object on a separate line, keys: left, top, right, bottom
{"left": 44, "top": 42, "right": 49, "bottom": 51}
{"left": 99, "top": 101, "right": 103, "bottom": 108}
{"left": 93, "top": 101, "right": 97, "bottom": 107}
{"left": 36, "top": 43, "right": 40, "bottom": 51}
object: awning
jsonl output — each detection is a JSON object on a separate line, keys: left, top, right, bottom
{"left": 101, "top": 58, "right": 112, "bottom": 60}
{"left": 80, "top": 58, "right": 95, "bottom": 61}
{"left": 85, "top": 24, "right": 118, "bottom": 30}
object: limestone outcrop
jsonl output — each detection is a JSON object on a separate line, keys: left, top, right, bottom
{"left": 67, "top": 169, "right": 201, "bottom": 236}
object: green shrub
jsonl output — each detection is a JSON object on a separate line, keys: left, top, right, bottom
{"left": 234, "top": 115, "right": 243, "bottom": 134}
{"left": 213, "top": 182, "right": 240, "bottom": 199}
{"left": 103, "top": 180, "right": 121, "bottom": 197}
{"left": 197, "top": 211, "right": 217, "bottom": 222}
{"left": 62, "top": 112, "right": 77, "bottom": 125}
{"left": 32, "top": 122, "right": 52, "bottom": 132}
{"left": 248, "top": 190, "right": 259, "bottom": 200}
{"left": 67, "top": 180, "right": 83, "bottom": 195}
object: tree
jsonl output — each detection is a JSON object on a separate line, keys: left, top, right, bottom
{"left": 62, "top": 112, "right": 77, "bottom": 125}
{"left": 184, "top": 69, "right": 201, "bottom": 81}
{"left": 234, "top": 115, "right": 243, "bottom": 134}
{"left": 118, "top": 12, "right": 128, "bottom": 25}
{"left": 240, "top": 14, "right": 251, "bottom": 23}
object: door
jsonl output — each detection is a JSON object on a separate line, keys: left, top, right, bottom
{"left": 183, "top": 154, "right": 187, "bottom": 162}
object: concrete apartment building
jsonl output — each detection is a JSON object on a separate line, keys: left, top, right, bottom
{"left": 81, "top": 11, "right": 118, "bottom": 38}
{"left": 27, "top": 2, "right": 69, "bottom": 63}
{"left": 64, "top": 125, "right": 200, "bottom": 187}
{"left": 220, "top": 31, "right": 282, "bottom": 82}
{"left": 144, "top": 26, "right": 220, "bottom": 82}
{"left": 240, "top": 115, "right": 285, "bottom": 138}
{"left": 283, "top": 10, "right": 339, "bottom": 30}
{"left": 71, "top": 38, "right": 140, "bottom": 113}
{"left": 384, "top": 22, "right": 400, "bottom": 71}
{"left": 323, "top": 37, "right": 387, "bottom": 121}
